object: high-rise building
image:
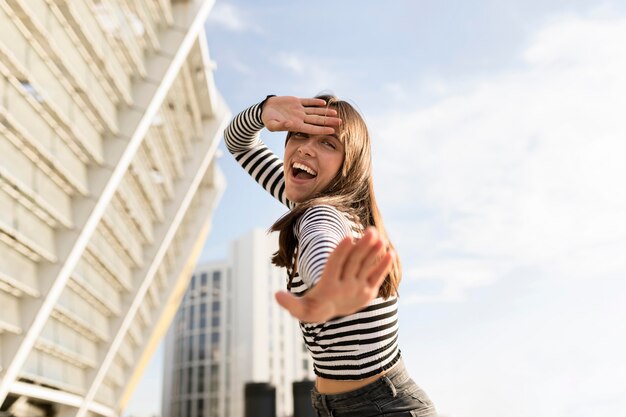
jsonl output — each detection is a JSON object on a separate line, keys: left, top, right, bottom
{"left": 0, "top": 1, "right": 229, "bottom": 417}
{"left": 163, "top": 230, "right": 315, "bottom": 417}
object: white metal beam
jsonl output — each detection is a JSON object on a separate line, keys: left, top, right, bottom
{"left": 10, "top": 381, "right": 115, "bottom": 417}
{"left": 76, "top": 87, "right": 228, "bottom": 417}
{"left": 118, "top": 161, "right": 226, "bottom": 413}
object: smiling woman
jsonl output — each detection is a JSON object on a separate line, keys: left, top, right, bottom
{"left": 224, "top": 94, "right": 436, "bottom": 416}
{"left": 283, "top": 130, "right": 344, "bottom": 202}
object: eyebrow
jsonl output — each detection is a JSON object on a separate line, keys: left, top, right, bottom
{"left": 294, "top": 132, "right": 340, "bottom": 140}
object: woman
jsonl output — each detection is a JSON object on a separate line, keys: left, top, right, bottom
{"left": 225, "top": 95, "right": 436, "bottom": 416}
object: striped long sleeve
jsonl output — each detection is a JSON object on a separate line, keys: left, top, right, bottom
{"left": 223, "top": 101, "right": 292, "bottom": 208}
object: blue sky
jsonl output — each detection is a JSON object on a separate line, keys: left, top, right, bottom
{"left": 127, "top": 2, "right": 626, "bottom": 416}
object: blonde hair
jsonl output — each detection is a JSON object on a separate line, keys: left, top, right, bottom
{"left": 270, "top": 94, "right": 401, "bottom": 298}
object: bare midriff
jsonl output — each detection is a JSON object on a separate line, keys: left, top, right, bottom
{"left": 315, "top": 362, "right": 398, "bottom": 394}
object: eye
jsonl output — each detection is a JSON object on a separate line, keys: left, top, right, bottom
{"left": 321, "top": 139, "right": 337, "bottom": 149}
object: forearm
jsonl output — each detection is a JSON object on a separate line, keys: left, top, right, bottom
{"left": 224, "top": 101, "right": 290, "bottom": 206}
{"left": 224, "top": 102, "right": 265, "bottom": 153}
{"left": 297, "top": 205, "right": 355, "bottom": 288}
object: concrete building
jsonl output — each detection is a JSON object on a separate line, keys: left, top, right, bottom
{"left": 0, "top": 1, "right": 229, "bottom": 416}
{"left": 163, "top": 230, "right": 315, "bottom": 417}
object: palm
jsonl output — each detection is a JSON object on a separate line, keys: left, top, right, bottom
{"left": 275, "top": 228, "right": 395, "bottom": 323}
{"left": 261, "top": 96, "right": 341, "bottom": 135}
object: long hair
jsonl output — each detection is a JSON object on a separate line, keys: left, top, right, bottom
{"left": 270, "top": 94, "right": 401, "bottom": 298}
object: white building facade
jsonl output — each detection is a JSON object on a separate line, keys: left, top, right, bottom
{"left": 0, "top": 1, "right": 229, "bottom": 417}
{"left": 163, "top": 230, "right": 315, "bottom": 417}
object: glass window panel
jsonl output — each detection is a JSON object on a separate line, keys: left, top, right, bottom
{"left": 212, "top": 271, "right": 220, "bottom": 289}
{"left": 197, "top": 399, "right": 204, "bottom": 417}
{"left": 197, "top": 365, "right": 205, "bottom": 392}
{"left": 200, "top": 303, "right": 207, "bottom": 328}
{"left": 187, "top": 367, "right": 193, "bottom": 394}
{"left": 199, "top": 333, "right": 206, "bottom": 360}
{"left": 188, "top": 335, "right": 194, "bottom": 362}
{"left": 188, "top": 304, "right": 195, "bottom": 330}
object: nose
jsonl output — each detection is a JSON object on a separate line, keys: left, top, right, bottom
{"left": 297, "top": 138, "right": 315, "bottom": 156}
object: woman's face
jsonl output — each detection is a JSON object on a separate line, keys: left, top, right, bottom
{"left": 283, "top": 132, "right": 345, "bottom": 203}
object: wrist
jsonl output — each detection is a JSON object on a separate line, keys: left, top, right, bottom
{"left": 257, "top": 95, "right": 276, "bottom": 126}
{"left": 260, "top": 94, "right": 276, "bottom": 112}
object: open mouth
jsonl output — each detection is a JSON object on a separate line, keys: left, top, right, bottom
{"left": 292, "top": 162, "right": 318, "bottom": 180}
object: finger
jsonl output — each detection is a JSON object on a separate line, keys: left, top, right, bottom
{"left": 266, "top": 119, "right": 290, "bottom": 132}
{"left": 275, "top": 291, "right": 306, "bottom": 320}
{"left": 303, "top": 114, "right": 342, "bottom": 127}
{"left": 300, "top": 98, "right": 329, "bottom": 107}
{"left": 366, "top": 249, "right": 395, "bottom": 289}
{"left": 321, "top": 237, "right": 354, "bottom": 282}
{"left": 305, "top": 107, "right": 338, "bottom": 117}
{"left": 356, "top": 239, "right": 385, "bottom": 280}
{"left": 297, "top": 125, "right": 338, "bottom": 136}
{"left": 359, "top": 239, "right": 387, "bottom": 278}
{"left": 341, "top": 228, "right": 380, "bottom": 281}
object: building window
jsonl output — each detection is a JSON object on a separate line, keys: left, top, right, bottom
{"left": 201, "top": 272, "right": 208, "bottom": 287}
{"left": 211, "top": 315, "right": 220, "bottom": 328}
{"left": 187, "top": 367, "right": 194, "bottom": 394}
{"left": 188, "top": 304, "right": 195, "bottom": 330}
{"left": 209, "top": 365, "right": 219, "bottom": 394}
{"left": 199, "top": 333, "right": 206, "bottom": 360}
{"left": 176, "top": 337, "right": 183, "bottom": 364}
{"left": 200, "top": 302, "right": 207, "bottom": 328}
{"left": 197, "top": 398, "right": 204, "bottom": 417}
{"left": 212, "top": 271, "right": 221, "bottom": 289}
{"left": 211, "top": 300, "right": 220, "bottom": 313}
{"left": 186, "top": 399, "right": 192, "bottom": 417}
{"left": 211, "top": 332, "right": 219, "bottom": 344}
{"left": 198, "top": 365, "right": 205, "bottom": 392}
{"left": 187, "top": 335, "right": 194, "bottom": 362}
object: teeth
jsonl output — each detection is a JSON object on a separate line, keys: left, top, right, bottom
{"left": 292, "top": 162, "right": 317, "bottom": 176}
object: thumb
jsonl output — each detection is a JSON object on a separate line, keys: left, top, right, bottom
{"left": 265, "top": 119, "right": 293, "bottom": 132}
{"left": 275, "top": 291, "right": 305, "bottom": 319}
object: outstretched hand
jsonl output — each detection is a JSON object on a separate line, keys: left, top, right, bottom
{"left": 261, "top": 96, "right": 342, "bottom": 135}
{"left": 275, "top": 228, "right": 395, "bottom": 323}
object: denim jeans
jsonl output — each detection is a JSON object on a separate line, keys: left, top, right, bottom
{"left": 310, "top": 359, "right": 436, "bottom": 417}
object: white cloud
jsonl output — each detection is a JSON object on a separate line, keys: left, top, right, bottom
{"left": 371, "top": 13, "right": 626, "bottom": 302}
{"left": 275, "top": 52, "right": 341, "bottom": 94}
{"left": 207, "top": 3, "right": 260, "bottom": 33}
{"left": 277, "top": 52, "right": 305, "bottom": 74}
{"left": 230, "top": 59, "right": 254, "bottom": 75}
{"left": 382, "top": 82, "right": 410, "bottom": 102}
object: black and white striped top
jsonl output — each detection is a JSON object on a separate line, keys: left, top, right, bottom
{"left": 224, "top": 101, "right": 401, "bottom": 380}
